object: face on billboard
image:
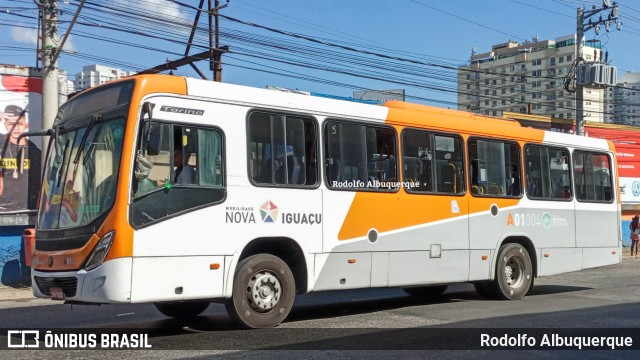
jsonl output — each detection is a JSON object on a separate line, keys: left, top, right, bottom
{"left": 3, "top": 110, "right": 28, "bottom": 144}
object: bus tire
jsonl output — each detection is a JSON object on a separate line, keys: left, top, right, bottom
{"left": 154, "top": 300, "right": 210, "bottom": 318}
{"left": 225, "top": 254, "right": 295, "bottom": 329}
{"left": 403, "top": 285, "right": 448, "bottom": 297}
{"left": 491, "top": 243, "right": 533, "bottom": 300}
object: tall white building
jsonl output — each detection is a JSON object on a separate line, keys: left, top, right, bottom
{"left": 73, "top": 64, "right": 135, "bottom": 92}
{"left": 57, "top": 70, "right": 74, "bottom": 104}
{"left": 458, "top": 34, "right": 606, "bottom": 122}
{"left": 605, "top": 72, "right": 640, "bottom": 125}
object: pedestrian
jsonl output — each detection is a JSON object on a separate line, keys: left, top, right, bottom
{"left": 631, "top": 215, "right": 640, "bottom": 258}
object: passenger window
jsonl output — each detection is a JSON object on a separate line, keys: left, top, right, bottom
{"left": 525, "top": 145, "right": 571, "bottom": 200}
{"left": 173, "top": 126, "right": 223, "bottom": 187}
{"left": 325, "top": 121, "right": 397, "bottom": 191}
{"left": 573, "top": 151, "right": 613, "bottom": 202}
{"left": 248, "top": 112, "right": 318, "bottom": 187}
{"left": 402, "top": 129, "right": 464, "bottom": 194}
{"left": 468, "top": 139, "right": 521, "bottom": 197}
{"left": 131, "top": 123, "right": 225, "bottom": 228}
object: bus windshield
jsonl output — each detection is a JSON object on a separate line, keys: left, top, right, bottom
{"left": 37, "top": 81, "right": 132, "bottom": 231}
{"left": 38, "top": 118, "right": 126, "bottom": 230}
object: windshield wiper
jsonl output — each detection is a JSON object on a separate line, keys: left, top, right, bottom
{"left": 73, "top": 114, "right": 101, "bottom": 165}
{"left": 56, "top": 139, "right": 71, "bottom": 188}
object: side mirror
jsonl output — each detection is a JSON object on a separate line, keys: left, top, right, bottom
{"left": 140, "top": 102, "right": 160, "bottom": 155}
{"left": 142, "top": 101, "right": 154, "bottom": 120}
{"left": 146, "top": 122, "right": 163, "bottom": 156}
{"left": 15, "top": 128, "right": 54, "bottom": 175}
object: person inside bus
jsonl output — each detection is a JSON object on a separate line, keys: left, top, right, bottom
{"left": 173, "top": 132, "right": 196, "bottom": 185}
{"left": 508, "top": 165, "right": 521, "bottom": 196}
{"left": 133, "top": 151, "right": 157, "bottom": 196}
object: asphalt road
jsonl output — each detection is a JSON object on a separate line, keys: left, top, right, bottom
{"left": 1, "top": 255, "right": 639, "bottom": 359}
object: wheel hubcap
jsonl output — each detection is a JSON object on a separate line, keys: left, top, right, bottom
{"left": 247, "top": 271, "right": 281, "bottom": 312}
{"left": 504, "top": 256, "right": 524, "bottom": 288}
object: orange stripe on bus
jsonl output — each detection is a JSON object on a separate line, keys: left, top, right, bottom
{"left": 385, "top": 103, "right": 545, "bottom": 143}
{"left": 338, "top": 191, "right": 520, "bottom": 241}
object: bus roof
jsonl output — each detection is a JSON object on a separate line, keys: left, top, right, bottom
{"left": 81, "top": 74, "right": 611, "bottom": 152}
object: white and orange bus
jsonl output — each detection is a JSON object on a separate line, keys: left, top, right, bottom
{"left": 30, "top": 74, "right": 621, "bottom": 328}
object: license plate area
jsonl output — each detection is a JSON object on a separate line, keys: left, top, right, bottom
{"left": 50, "top": 287, "right": 65, "bottom": 300}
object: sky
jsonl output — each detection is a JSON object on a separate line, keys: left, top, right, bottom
{"left": 1, "top": 0, "right": 639, "bottom": 108}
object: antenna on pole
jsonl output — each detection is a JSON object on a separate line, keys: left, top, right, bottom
{"left": 138, "top": 0, "right": 230, "bottom": 81}
{"left": 573, "top": 0, "right": 621, "bottom": 136}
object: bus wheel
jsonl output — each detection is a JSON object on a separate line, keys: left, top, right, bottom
{"left": 225, "top": 254, "right": 295, "bottom": 329}
{"left": 154, "top": 300, "right": 210, "bottom": 318}
{"left": 403, "top": 285, "right": 448, "bottom": 297}
{"left": 492, "top": 243, "right": 532, "bottom": 300}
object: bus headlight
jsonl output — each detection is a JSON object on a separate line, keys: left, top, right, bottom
{"left": 84, "top": 231, "right": 115, "bottom": 271}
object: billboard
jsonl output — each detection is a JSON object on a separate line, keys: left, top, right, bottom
{"left": 0, "top": 71, "right": 42, "bottom": 213}
{"left": 585, "top": 126, "right": 640, "bottom": 203}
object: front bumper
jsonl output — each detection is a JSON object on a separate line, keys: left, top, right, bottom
{"left": 32, "top": 257, "right": 133, "bottom": 303}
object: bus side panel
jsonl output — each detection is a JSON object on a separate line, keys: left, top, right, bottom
{"left": 470, "top": 198, "right": 576, "bottom": 279}
{"left": 575, "top": 203, "right": 619, "bottom": 248}
{"left": 321, "top": 190, "right": 470, "bottom": 288}
{"left": 388, "top": 250, "right": 470, "bottom": 287}
{"left": 469, "top": 249, "right": 493, "bottom": 281}
{"left": 220, "top": 186, "right": 322, "bottom": 297}
{"left": 313, "top": 252, "right": 372, "bottom": 291}
{"left": 468, "top": 198, "right": 519, "bottom": 251}
{"left": 582, "top": 247, "right": 620, "bottom": 269}
{"left": 130, "top": 256, "right": 225, "bottom": 302}
{"left": 538, "top": 248, "right": 582, "bottom": 276}
{"left": 321, "top": 190, "right": 357, "bottom": 253}
{"left": 508, "top": 199, "right": 576, "bottom": 249}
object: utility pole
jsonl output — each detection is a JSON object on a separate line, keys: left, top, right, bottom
{"left": 41, "top": 0, "right": 59, "bottom": 133}
{"left": 574, "top": 0, "right": 621, "bottom": 136}
{"left": 212, "top": 0, "right": 223, "bottom": 82}
{"left": 576, "top": 7, "right": 586, "bottom": 137}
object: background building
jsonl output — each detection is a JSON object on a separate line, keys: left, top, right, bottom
{"left": 458, "top": 34, "right": 605, "bottom": 123}
{"left": 606, "top": 72, "right": 640, "bottom": 125}
{"left": 73, "top": 64, "right": 135, "bottom": 92}
{"left": 58, "top": 70, "right": 73, "bottom": 104}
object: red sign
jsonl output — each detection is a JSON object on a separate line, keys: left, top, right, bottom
{"left": 585, "top": 126, "right": 640, "bottom": 178}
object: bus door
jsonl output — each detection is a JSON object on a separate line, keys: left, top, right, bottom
{"left": 468, "top": 139, "right": 523, "bottom": 282}
{"left": 573, "top": 151, "right": 619, "bottom": 266}
{"left": 129, "top": 114, "right": 228, "bottom": 302}
{"left": 521, "top": 145, "right": 576, "bottom": 276}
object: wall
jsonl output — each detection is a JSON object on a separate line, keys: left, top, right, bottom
{"left": 0, "top": 223, "right": 30, "bottom": 286}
